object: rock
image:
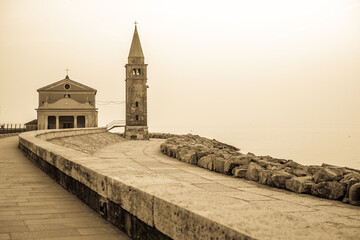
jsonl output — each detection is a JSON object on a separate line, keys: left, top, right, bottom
{"left": 271, "top": 171, "right": 294, "bottom": 189}
{"left": 224, "top": 161, "right": 239, "bottom": 175}
{"left": 286, "top": 176, "right": 314, "bottom": 193}
{"left": 229, "top": 155, "right": 252, "bottom": 165}
{"left": 340, "top": 172, "right": 360, "bottom": 184}
{"left": 291, "top": 168, "right": 308, "bottom": 177}
{"left": 233, "top": 167, "right": 247, "bottom": 178}
{"left": 307, "top": 165, "right": 323, "bottom": 175}
{"left": 341, "top": 172, "right": 360, "bottom": 204}
{"left": 349, "top": 183, "right": 360, "bottom": 206}
{"left": 213, "top": 157, "right": 226, "bottom": 173}
{"left": 197, "top": 155, "right": 214, "bottom": 170}
{"left": 180, "top": 149, "right": 198, "bottom": 164}
{"left": 258, "top": 170, "right": 273, "bottom": 186}
{"left": 224, "top": 155, "right": 252, "bottom": 174}
{"left": 285, "top": 160, "right": 303, "bottom": 169}
{"left": 311, "top": 181, "right": 346, "bottom": 200}
{"left": 313, "top": 167, "right": 344, "bottom": 183}
{"left": 245, "top": 162, "right": 264, "bottom": 182}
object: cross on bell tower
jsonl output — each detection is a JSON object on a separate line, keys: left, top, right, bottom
{"left": 124, "top": 24, "right": 149, "bottom": 140}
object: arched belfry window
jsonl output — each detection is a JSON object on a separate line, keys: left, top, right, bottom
{"left": 136, "top": 115, "right": 139, "bottom": 121}
{"left": 132, "top": 68, "right": 141, "bottom": 76}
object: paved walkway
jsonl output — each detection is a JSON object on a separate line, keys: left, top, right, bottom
{"left": 0, "top": 136, "right": 129, "bottom": 240}
{"left": 93, "top": 138, "right": 360, "bottom": 239}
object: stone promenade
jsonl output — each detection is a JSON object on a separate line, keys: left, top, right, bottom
{"left": 91, "top": 138, "right": 360, "bottom": 239}
{"left": 0, "top": 136, "right": 129, "bottom": 240}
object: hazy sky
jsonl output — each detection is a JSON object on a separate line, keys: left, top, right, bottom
{"left": 1, "top": 0, "right": 360, "bottom": 130}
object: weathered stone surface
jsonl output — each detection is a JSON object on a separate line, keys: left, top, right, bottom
{"left": 340, "top": 172, "right": 360, "bottom": 185}
{"left": 223, "top": 161, "right": 239, "bottom": 174}
{"left": 232, "top": 167, "right": 247, "bottom": 178}
{"left": 213, "top": 157, "right": 227, "bottom": 173}
{"left": 271, "top": 171, "right": 294, "bottom": 189}
{"left": 307, "top": 165, "right": 323, "bottom": 175}
{"left": 285, "top": 176, "right": 314, "bottom": 193}
{"left": 258, "top": 169, "right": 273, "bottom": 186}
{"left": 349, "top": 183, "right": 360, "bottom": 206}
{"left": 246, "top": 162, "right": 264, "bottom": 182}
{"left": 197, "top": 155, "right": 214, "bottom": 170}
{"left": 291, "top": 168, "right": 308, "bottom": 177}
{"left": 313, "top": 167, "right": 344, "bottom": 183}
{"left": 341, "top": 173, "right": 360, "bottom": 205}
{"left": 311, "top": 181, "right": 346, "bottom": 200}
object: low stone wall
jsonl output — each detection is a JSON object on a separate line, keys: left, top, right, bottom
{"left": 18, "top": 128, "right": 172, "bottom": 239}
{"left": 18, "top": 129, "right": 255, "bottom": 240}
{"left": 160, "top": 134, "right": 360, "bottom": 206}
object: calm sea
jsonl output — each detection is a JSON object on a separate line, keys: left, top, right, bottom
{"left": 149, "top": 126, "right": 360, "bottom": 170}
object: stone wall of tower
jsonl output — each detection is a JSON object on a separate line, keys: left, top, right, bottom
{"left": 125, "top": 64, "right": 148, "bottom": 126}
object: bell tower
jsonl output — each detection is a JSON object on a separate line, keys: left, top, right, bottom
{"left": 124, "top": 24, "right": 149, "bottom": 140}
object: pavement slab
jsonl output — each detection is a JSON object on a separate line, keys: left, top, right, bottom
{"left": 0, "top": 136, "right": 129, "bottom": 240}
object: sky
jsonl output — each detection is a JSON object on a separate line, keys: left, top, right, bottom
{"left": 0, "top": 0, "right": 360, "bottom": 132}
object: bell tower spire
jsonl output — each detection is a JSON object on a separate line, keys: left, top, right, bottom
{"left": 128, "top": 23, "right": 144, "bottom": 64}
{"left": 124, "top": 24, "right": 149, "bottom": 140}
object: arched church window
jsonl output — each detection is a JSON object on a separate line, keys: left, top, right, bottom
{"left": 135, "top": 102, "right": 139, "bottom": 107}
{"left": 136, "top": 115, "right": 139, "bottom": 120}
{"left": 132, "top": 69, "right": 137, "bottom": 75}
{"left": 137, "top": 69, "right": 141, "bottom": 75}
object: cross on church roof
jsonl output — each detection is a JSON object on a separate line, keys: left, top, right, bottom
{"left": 134, "top": 21, "right": 138, "bottom": 26}
{"left": 65, "top": 68, "right": 70, "bottom": 79}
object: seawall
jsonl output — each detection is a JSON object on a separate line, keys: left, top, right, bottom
{"left": 18, "top": 128, "right": 360, "bottom": 239}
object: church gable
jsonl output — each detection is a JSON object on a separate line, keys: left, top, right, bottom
{"left": 38, "top": 77, "right": 96, "bottom": 92}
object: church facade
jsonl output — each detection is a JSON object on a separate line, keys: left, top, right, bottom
{"left": 124, "top": 25, "right": 149, "bottom": 140}
{"left": 36, "top": 75, "right": 98, "bottom": 130}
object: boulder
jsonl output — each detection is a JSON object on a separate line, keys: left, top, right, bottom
{"left": 271, "top": 171, "right": 294, "bottom": 189}
{"left": 307, "top": 165, "right": 323, "bottom": 175}
{"left": 224, "top": 156, "right": 251, "bottom": 174}
{"left": 224, "top": 161, "right": 239, "bottom": 175}
{"left": 349, "top": 183, "right": 360, "bottom": 206}
{"left": 313, "top": 167, "right": 344, "bottom": 183}
{"left": 341, "top": 172, "right": 360, "bottom": 204}
{"left": 213, "top": 157, "right": 227, "bottom": 173}
{"left": 258, "top": 170, "right": 273, "bottom": 186}
{"left": 197, "top": 155, "right": 214, "bottom": 171}
{"left": 232, "top": 167, "right": 247, "bottom": 178}
{"left": 245, "top": 162, "right": 264, "bottom": 182}
{"left": 340, "top": 172, "right": 360, "bottom": 185}
{"left": 311, "top": 181, "right": 346, "bottom": 200}
{"left": 291, "top": 168, "right": 308, "bottom": 177}
{"left": 285, "top": 176, "right": 314, "bottom": 194}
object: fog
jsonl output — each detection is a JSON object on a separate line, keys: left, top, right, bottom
{"left": 1, "top": 1, "right": 360, "bottom": 166}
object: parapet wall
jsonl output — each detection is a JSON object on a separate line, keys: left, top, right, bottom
{"left": 18, "top": 128, "right": 249, "bottom": 240}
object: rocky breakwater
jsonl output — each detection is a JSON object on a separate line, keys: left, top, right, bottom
{"left": 159, "top": 134, "right": 360, "bottom": 206}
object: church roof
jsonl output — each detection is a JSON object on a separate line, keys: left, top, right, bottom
{"left": 37, "top": 75, "right": 97, "bottom": 93}
{"left": 128, "top": 26, "right": 144, "bottom": 58}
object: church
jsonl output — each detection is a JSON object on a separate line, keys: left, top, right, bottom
{"left": 35, "top": 24, "right": 148, "bottom": 138}
{"left": 36, "top": 75, "right": 98, "bottom": 130}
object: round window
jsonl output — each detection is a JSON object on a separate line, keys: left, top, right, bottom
{"left": 64, "top": 84, "right": 70, "bottom": 90}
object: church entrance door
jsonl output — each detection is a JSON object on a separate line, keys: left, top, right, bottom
{"left": 59, "top": 116, "right": 74, "bottom": 129}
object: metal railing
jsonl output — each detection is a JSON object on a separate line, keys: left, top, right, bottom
{"left": 106, "top": 120, "right": 126, "bottom": 131}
